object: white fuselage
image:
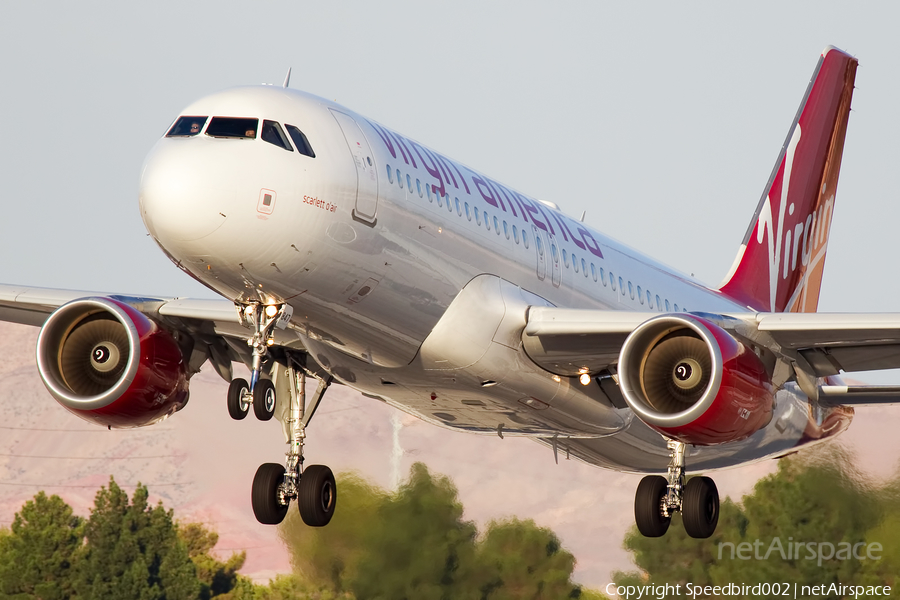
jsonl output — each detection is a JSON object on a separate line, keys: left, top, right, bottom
{"left": 139, "top": 86, "right": 849, "bottom": 473}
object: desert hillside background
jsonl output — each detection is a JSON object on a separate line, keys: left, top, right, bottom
{"left": 2, "top": 320, "right": 899, "bottom": 587}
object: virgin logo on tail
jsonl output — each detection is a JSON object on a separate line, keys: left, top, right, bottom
{"left": 755, "top": 125, "right": 835, "bottom": 313}
{"left": 719, "top": 47, "right": 856, "bottom": 314}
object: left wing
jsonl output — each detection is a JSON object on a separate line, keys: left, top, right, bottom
{"left": 523, "top": 306, "right": 900, "bottom": 405}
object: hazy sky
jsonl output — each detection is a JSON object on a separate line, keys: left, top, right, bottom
{"left": 1, "top": 1, "right": 897, "bottom": 307}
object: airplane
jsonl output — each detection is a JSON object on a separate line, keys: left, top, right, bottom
{"left": 0, "top": 46, "right": 892, "bottom": 539}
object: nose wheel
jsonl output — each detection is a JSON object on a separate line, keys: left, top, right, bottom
{"left": 634, "top": 439, "right": 719, "bottom": 539}
{"left": 226, "top": 377, "right": 276, "bottom": 421}
{"left": 248, "top": 361, "right": 335, "bottom": 527}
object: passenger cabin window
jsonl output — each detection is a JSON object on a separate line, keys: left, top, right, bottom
{"left": 455, "top": 197, "right": 462, "bottom": 216}
{"left": 673, "top": 303, "right": 679, "bottom": 312}
{"left": 447, "top": 194, "right": 453, "bottom": 212}
{"left": 601, "top": 268, "right": 606, "bottom": 286}
{"left": 572, "top": 255, "right": 579, "bottom": 273}
{"left": 619, "top": 277, "right": 625, "bottom": 295}
{"left": 513, "top": 225, "right": 520, "bottom": 244}
{"left": 386, "top": 165, "right": 393, "bottom": 183}
{"left": 666, "top": 300, "right": 672, "bottom": 311}
{"left": 465, "top": 202, "right": 472, "bottom": 221}
{"left": 493, "top": 216, "right": 500, "bottom": 234}
{"left": 656, "top": 295, "right": 662, "bottom": 311}
{"left": 628, "top": 281, "right": 634, "bottom": 299}
{"left": 591, "top": 263, "right": 597, "bottom": 281}
{"left": 285, "top": 125, "right": 315, "bottom": 157}
{"left": 261, "top": 120, "right": 293, "bottom": 151}
{"left": 416, "top": 179, "right": 423, "bottom": 197}
{"left": 638, "top": 285, "right": 644, "bottom": 303}
{"left": 166, "top": 116, "right": 207, "bottom": 137}
{"left": 581, "top": 258, "right": 587, "bottom": 277}
{"left": 610, "top": 272, "right": 616, "bottom": 291}
{"left": 647, "top": 290, "right": 653, "bottom": 308}
{"left": 475, "top": 209, "right": 482, "bottom": 226}
{"left": 206, "top": 117, "right": 258, "bottom": 139}
{"left": 397, "top": 169, "right": 403, "bottom": 188}
{"left": 523, "top": 230, "right": 530, "bottom": 249}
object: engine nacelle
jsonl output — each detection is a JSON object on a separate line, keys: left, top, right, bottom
{"left": 618, "top": 314, "right": 773, "bottom": 446}
{"left": 36, "top": 297, "right": 189, "bottom": 428}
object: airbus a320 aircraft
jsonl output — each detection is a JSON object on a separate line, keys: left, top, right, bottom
{"left": 0, "top": 46, "right": 891, "bottom": 539}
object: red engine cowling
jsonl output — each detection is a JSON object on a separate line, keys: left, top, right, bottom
{"left": 36, "top": 297, "right": 189, "bottom": 428}
{"left": 618, "top": 314, "right": 774, "bottom": 446}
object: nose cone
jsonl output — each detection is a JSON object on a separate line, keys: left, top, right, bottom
{"left": 139, "top": 140, "right": 232, "bottom": 242}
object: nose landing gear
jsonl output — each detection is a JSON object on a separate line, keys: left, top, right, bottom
{"left": 227, "top": 303, "right": 292, "bottom": 421}
{"left": 250, "top": 360, "right": 336, "bottom": 527}
{"left": 634, "top": 439, "right": 719, "bottom": 539}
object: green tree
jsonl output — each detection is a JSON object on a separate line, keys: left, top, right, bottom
{"left": 279, "top": 474, "right": 385, "bottom": 592}
{"left": 178, "top": 522, "right": 247, "bottom": 599}
{"left": 278, "top": 463, "right": 605, "bottom": 600}
{"left": 0, "top": 491, "right": 83, "bottom": 600}
{"left": 615, "top": 445, "right": 893, "bottom": 594}
{"left": 71, "top": 477, "right": 200, "bottom": 600}
{"left": 473, "top": 518, "right": 582, "bottom": 599}
{"left": 349, "top": 463, "right": 477, "bottom": 600}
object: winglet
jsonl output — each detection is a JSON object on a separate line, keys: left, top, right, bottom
{"left": 282, "top": 67, "right": 292, "bottom": 89}
{"left": 719, "top": 47, "right": 858, "bottom": 313}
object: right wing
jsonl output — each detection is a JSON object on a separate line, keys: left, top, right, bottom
{"left": 0, "top": 283, "right": 304, "bottom": 383}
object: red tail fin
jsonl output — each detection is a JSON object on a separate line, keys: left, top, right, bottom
{"left": 719, "top": 47, "right": 857, "bottom": 313}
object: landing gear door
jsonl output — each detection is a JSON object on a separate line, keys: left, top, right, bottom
{"left": 329, "top": 110, "right": 378, "bottom": 224}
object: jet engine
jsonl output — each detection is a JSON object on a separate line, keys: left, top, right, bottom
{"left": 618, "top": 314, "right": 773, "bottom": 445}
{"left": 36, "top": 297, "right": 189, "bottom": 428}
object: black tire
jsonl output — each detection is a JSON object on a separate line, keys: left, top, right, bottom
{"left": 253, "top": 379, "right": 276, "bottom": 421}
{"left": 683, "top": 476, "right": 719, "bottom": 539}
{"left": 635, "top": 475, "right": 671, "bottom": 537}
{"left": 252, "top": 463, "right": 289, "bottom": 525}
{"left": 298, "top": 465, "right": 337, "bottom": 527}
{"left": 227, "top": 378, "right": 250, "bottom": 420}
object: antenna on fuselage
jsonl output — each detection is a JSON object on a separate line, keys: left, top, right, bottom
{"left": 580, "top": 210, "right": 586, "bottom": 222}
{"left": 282, "top": 67, "right": 292, "bottom": 89}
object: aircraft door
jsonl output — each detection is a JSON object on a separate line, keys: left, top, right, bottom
{"left": 330, "top": 110, "right": 378, "bottom": 224}
{"left": 533, "top": 225, "right": 546, "bottom": 281}
{"left": 548, "top": 233, "right": 561, "bottom": 288}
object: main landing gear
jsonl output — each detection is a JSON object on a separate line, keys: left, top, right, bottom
{"left": 251, "top": 361, "right": 336, "bottom": 527}
{"left": 634, "top": 439, "right": 720, "bottom": 539}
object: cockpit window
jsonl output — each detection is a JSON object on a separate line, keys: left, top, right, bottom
{"left": 206, "top": 117, "right": 259, "bottom": 139}
{"left": 166, "top": 116, "right": 208, "bottom": 137}
{"left": 285, "top": 124, "right": 316, "bottom": 158}
{"left": 261, "top": 120, "right": 293, "bottom": 151}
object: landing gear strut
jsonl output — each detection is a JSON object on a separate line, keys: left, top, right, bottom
{"left": 226, "top": 302, "right": 291, "bottom": 421}
{"left": 250, "top": 360, "right": 336, "bottom": 527}
{"left": 634, "top": 439, "right": 719, "bottom": 539}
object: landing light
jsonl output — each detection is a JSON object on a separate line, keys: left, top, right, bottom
{"left": 265, "top": 305, "right": 278, "bottom": 318}
{"left": 579, "top": 373, "right": 592, "bottom": 386}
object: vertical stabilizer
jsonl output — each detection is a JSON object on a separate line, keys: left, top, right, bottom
{"left": 719, "top": 47, "right": 857, "bottom": 313}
